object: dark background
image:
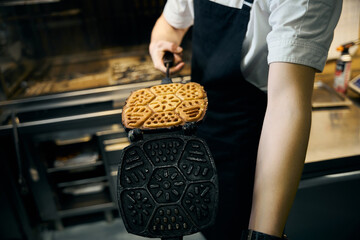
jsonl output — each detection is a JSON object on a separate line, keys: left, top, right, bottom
{"left": 0, "top": 0, "right": 166, "bottom": 58}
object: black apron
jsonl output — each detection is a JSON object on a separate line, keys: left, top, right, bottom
{"left": 191, "top": 0, "right": 267, "bottom": 239}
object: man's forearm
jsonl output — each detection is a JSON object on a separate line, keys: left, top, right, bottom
{"left": 149, "top": 14, "right": 189, "bottom": 73}
{"left": 249, "top": 63, "right": 315, "bottom": 237}
{"left": 150, "top": 14, "right": 188, "bottom": 48}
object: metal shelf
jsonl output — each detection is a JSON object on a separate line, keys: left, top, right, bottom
{"left": 57, "top": 188, "right": 115, "bottom": 218}
{"left": 47, "top": 161, "right": 103, "bottom": 173}
{"left": 59, "top": 202, "right": 116, "bottom": 218}
{"left": 57, "top": 176, "right": 108, "bottom": 188}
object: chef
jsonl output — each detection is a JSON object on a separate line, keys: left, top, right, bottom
{"left": 149, "top": 0, "right": 342, "bottom": 239}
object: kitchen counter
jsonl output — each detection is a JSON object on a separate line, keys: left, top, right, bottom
{"left": 305, "top": 42, "right": 360, "bottom": 163}
{"left": 306, "top": 103, "right": 360, "bottom": 163}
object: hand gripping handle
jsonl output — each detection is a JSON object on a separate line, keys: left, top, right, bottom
{"left": 162, "top": 51, "right": 174, "bottom": 84}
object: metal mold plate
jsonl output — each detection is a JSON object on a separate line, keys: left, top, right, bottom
{"left": 117, "top": 135, "right": 218, "bottom": 239}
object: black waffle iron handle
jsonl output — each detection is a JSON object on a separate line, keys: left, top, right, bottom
{"left": 162, "top": 51, "right": 174, "bottom": 84}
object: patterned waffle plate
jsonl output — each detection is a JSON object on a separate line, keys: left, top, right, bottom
{"left": 117, "top": 135, "right": 218, "bottom": 239}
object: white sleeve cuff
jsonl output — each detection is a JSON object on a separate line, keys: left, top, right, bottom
{"left": 267, "top": 37, "right": 329, "bottom": 72}
{"left": 163, "top": 0, "right": 194, "bottom": 29}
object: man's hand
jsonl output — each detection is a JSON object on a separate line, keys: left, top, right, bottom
{"left": 149, "top": 40, "right": 185, "bottom": 74}
{"left": 149, "top": 14, "right": 189, "bottom": 75}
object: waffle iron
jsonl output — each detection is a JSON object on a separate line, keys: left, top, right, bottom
{"left": 117, "top": 52, "right": 219, "bottom": 240}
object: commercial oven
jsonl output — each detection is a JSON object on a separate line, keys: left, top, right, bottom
{"left": 0, "top": 0, "right": 191, "bottom": 232}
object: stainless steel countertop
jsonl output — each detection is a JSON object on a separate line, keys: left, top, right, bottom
{"left": 306, "top": 103, "right": 360, "bottom": 163}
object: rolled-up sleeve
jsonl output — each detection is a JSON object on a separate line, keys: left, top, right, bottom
{"left": 266, "top": 0, "right": 342, "bottom": 71}
{"left": 163, "top": 0, "right": 194, "bottom": 29}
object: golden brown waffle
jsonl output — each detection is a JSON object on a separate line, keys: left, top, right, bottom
{"left": 122, "top": 106, "right": 153, "bottom": 128}
{"left": 148, "top": 94, "right": 182, "bottom": 112}
{"left": 122, "top": 82, "right": 207, "bottom": 130}
{"left": 143, "top": 111, "right": 184, "bottom": 129}
{"left": 150, "top": 83, "right": 182, "bottom": 95}
{"left": 127, "top": 88, "right": 155, "bottom": 106}
{"left": 175, "top": 82, "right": 205, "bottom": 100}
{"left": 176, "top": 99, "right": 207, "bottom": 122}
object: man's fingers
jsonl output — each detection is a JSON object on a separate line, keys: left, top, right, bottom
{"left": 153, "top": 41, "right": 182, "bottom": 53}
{"left": 154, "top": 61, "right": 167, "bottom": 73}
{"left": 170, "top": 62, "right": 185, "bottom": 74}
{"left": 173, "top": 53, "right": 183, "bottom": 65}
{"left": 157, "top": 41, "right": 183, "bottom": 54}
{"left": 155, "top": 61, "right": 185, "bottom": 74}
{"left": 149, "top": 40, "right": 184, "bottom": 74}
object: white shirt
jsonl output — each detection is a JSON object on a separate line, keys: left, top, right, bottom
{"left": 163, "top": 0, "right": 342, "bottom": 91}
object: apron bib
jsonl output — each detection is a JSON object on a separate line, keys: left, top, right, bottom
{"left": 190, "top": 0, "right": 267, "bottom": 238}
{"left": 192, "top": 0, "right": 267, "bottom": 160}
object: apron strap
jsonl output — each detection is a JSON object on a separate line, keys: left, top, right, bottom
{"left": 244, "top": 0, "right": 254, "bottom": 8}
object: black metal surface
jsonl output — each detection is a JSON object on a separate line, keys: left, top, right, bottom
{"left": 117, "top": 134, "right": 218, "bottom": 239}
{"left": 125, "top": 123, "right": 205, "bottom": 141}
{"left": 11, "top": 112, "right": 28, "bottom": 195}
{"left": 162, "top": 51, "right": 174, "bottom": 85}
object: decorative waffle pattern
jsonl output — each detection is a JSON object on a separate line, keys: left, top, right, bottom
{"left": 176, "top": 99, "right": 207, "bottom": 122}
{"left": 143, "top": 112, "right": 183, "bottom": 129}
{"left": 127, "top": 88, "right": 155, "bottom": 106}
{"left": 175, "top": 82, "right": 205, "bottom": 100}
{"left": 150, "top": 83, "right": 182, "bottom": 95}
{"left": 148, "top": 167, "right": 186, "bottom": 203}
{"left": 149, "top": 206, "right": 193, "bottom": 235}
{"left": 119, "top": 146, "right": 153, "bottom": 188}
{"left": 179, "top": 139, "right": 214, "bottom": 181}
{"left": 122, "top": 106, "right": 153, "bottom": 128}
{"left": 122, "top": 82, "right": 207, "bottom": 129}
{"left": 143, "top": 138, "right": 184, "bottom": 167}
{"left": 120, "top": 189, "right": 155, "bottom": 231}
{"left": 148, "top": 94, "right": 182, "bottom": 112}
{"left": 182, "top": 183, "right": 216, "bottom": 226}
{"left": 118, "top": 136, "right": 218, "bottom": 238}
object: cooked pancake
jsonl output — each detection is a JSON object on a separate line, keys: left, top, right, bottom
{"left": 122, "top": 82, "right": 207, "bottom": 129}
{"left": 175, "top": 82, "right": 205, "bottom": 100}
{"left": 150, "top": 83, "right": 182, "bottom": 95}
{"left": 122, "top": 106, "right": 153, "bottom": 128}
{"left": 176, "top": 99, "right": 207, "bottom": 122}
{"left": 127, "top": 88, "right": 155, "bottom": 106}
{"left": 148, "top": 94, "right": 181, "bottom": 112}
{"left": 143, "top": 111, "right": 184, "bottom": 129}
